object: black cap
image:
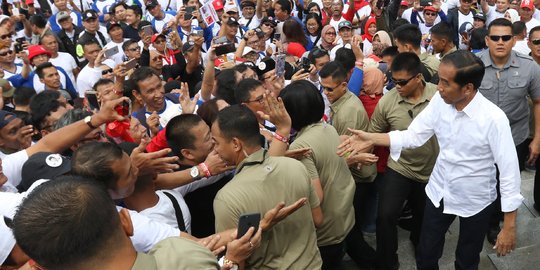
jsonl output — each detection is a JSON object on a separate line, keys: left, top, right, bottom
{"left": 226, "top": 17, "right": 240, "bottom": 26}
{"left": 19, "top": 152, "right": 71, "bottom": 192}
{"left": 146, "top": 0, "right": 159, "bottom": 9}
{"left": 182, "top": 40, "right": 195, "bottom": 53}
{"left": 260, "top": 16, "right": 277, "bottom": 26}
{"left": 82, "top": 10, "right": 98, "bottom": 21}
{"left": 256, "top": 57, "right": 275, "bottom": 77}
{"left": 107, "top": 21, "right": 122, "bottom": 32}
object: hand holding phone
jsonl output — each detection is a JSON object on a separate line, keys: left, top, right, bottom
{"left": 124, "top": 58, "right": 138, "bottom": 70}
{"left": 237, "top": 213, "right": 260, "bottom": 239}
{"left": 104, "top": 46, "right": 119, "bottom": 58}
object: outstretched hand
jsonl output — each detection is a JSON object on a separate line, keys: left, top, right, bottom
{"left": 256, "top": 91, "right": 291, "bottom": 134}
{"left": 130, "top": 138, "right": 180, "bottom": 175}
{"left": 260, "top": 198, "right": 308, "bottom": 231}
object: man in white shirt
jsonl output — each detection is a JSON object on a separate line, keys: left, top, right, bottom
{"left": 512, "top": 21, "right": 531, "bottom": 55}
{"left": 103, "top": 22, "right": 127, "bottom": 66}
{"left": 339, "top": 50, "right": 522, "bottom": 269}
{"left": 520, "top": 0, "right": 540, "bottom": 31}
{"left": 41, "top": 33, "right": 79, "bottom": 84}
{"left": 76, "top": 39, "right": 114, "bottom": 97}
{"left": 481, "top": 0, "right": 509, "bottom": 25}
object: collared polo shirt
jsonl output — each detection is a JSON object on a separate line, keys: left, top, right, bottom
{"left": 369, "top": 83, "right": 439, "bottom": 182}
{"left": 420, "top": 52, "right": 440, "bottom": 76}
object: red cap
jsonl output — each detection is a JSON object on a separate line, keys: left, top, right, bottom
{"left": 521, "top": 0, "right": 534, "bottom": 9}
{"left": 28, "top": 45, "right": 51, "bottom": 63}
{"left": 151, "top": 33, "right": 165, "bottom": 43}
{"left": 423, "top": 6, "right": 437, "bottom": 12}
{"left": 286, "top": 42, "right": 306, "bottom": 58}
{"left": 213, "top": 0, "right": 224, "bottom": 11}
{"left": 26, "top": 0, "right": 34, "bottom": 5}
{"left": 400, "top": 1, "right": 409, "bottom": 6}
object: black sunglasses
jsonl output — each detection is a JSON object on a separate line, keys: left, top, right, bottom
{"left": 101, "top": 68, "right": 113, "bottom": 75}
{"left": 532, "top": 39, "right": 540, "bottom": 45}
{"left": 392, "top": 74, "right": 418, "bottom": 87}
{"left": 0, "top": 34, "right": 12, "bottom": 39}
{"left": 0, "top": 50, "right": 13, "bottom": 56}
{"left": 489, "top": 35, "right": 513, "bottom": 42}
{"left": 322, "top": 82, "right": 343, "bottom": 92}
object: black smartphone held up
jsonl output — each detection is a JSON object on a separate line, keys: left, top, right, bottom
{"left": 300, "top": 57, "right": 311, "bottom": 73}
{"left": 184, "top": 6, "right": 195, "bottom": 20}
{"left": 273, "top": 33, "right": 281, "bottom": 41}
{"left": 215, "top": 43, "right": 235, "bottom": 56}
{"left": 14, "top": 37, "right": 24, "bottom": 53}
{"left": 420, "top": 0, "right": 432, "bottom": 6}
{"left": 85, "top": 90, "right": 100, "bottom": 110}
{"left": 237, "top": 213, "right": 260, "bottom": 239}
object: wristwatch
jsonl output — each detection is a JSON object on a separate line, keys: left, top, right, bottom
{"left": 84, "top": 116, "right": 97, "bottom": 129}
{"left": 190, "top": 165, "right": 202, "bottom": 180}
{"left": 218, "top": 257, "right": 238, "bottom": 270}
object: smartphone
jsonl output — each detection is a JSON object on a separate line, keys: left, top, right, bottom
{"left": 184, "top": 6, "right": 195, "bottom": 20}
{"left": 14, "top": 37, "right": 24, "bottom": 53}
{"left": 273, "top": 33, "right": 281, "bottom": 41}
{"left": 214, "top": 36, "right": 228, "bottom": 44}
{"left": 237, "top": 213, "right": 260, "bottom": 239}
{"left": 215, "top": 43, "right": 235, "bottom": 56}
{"left": 11, "top": 8, "right": 19, "bottom": 16}
{"left": 142, "top": 25, "right": 153, "bottom": 37}
{"left": 300, "top": 57, "right": 311, "bottom": 73}
{"left": 275, "top": 53, "right": 286, "bottom": 77}
{"left": 420, "top": 0, "right": 432, "bottom": 6}
{"left": 124, "top": 58, "right": 138, "bottom": 70}
{"left": 104, "top": 46, "right": 119, "bottom": 58}
{"left": 254, "top": 28, "right": 265, "bottom": 38}
{"left": 85, "top": 91, "right": 100, "bottom": 110}
{"left": 115, "top": 99, "right": 132, "bottom": 116}
{"left": 193, "top": 29, "right": 204, "bottom": 36}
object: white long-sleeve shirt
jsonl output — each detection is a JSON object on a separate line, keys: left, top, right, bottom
{"left": 388, "top": 91, "right": 523, "bottom": 217}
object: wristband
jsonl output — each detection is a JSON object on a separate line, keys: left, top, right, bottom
{"left": 355, "top": 60, "right": 364, "bottom": 67}
{"left": 199, "top": 162, "right": 211, "bottom": 177}
{"left": 273, "top": 132, "right": 289, "bottom": 143}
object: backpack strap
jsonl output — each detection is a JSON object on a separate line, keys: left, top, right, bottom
{"left": 163, "top": 191, "right": 187, "bottom": 232}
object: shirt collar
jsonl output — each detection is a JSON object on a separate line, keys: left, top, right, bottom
{"left": 398, "top": 81, "right": 433, "bottom": 105}
{"left": 460, "top": 90, "right": 482, "bottom": 118}
{"left": 132, "top": 253, "right": 158, "bottom": 270}
{"left": 236, "top": 148, "right": 266, "bottom": 174}
{"left": 482, "top": 50, "right": 520, "bottom": 69}
{"left": 330, "top": 90, "right": 353, "bottom": 113}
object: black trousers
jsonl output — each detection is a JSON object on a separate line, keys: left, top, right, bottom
{"left": 320, "top": 242, "right": 344, "bottom": 270}
{"left": 416, "top": 199, "right": 495, "bottom": 270}
{"left": 376, "top": 168, "right": 427, "bottom": 269}
{"left": 535, "top": 157, "right": 540, "bottom": 211}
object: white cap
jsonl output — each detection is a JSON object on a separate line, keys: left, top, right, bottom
{"left": 242, "top": 46, "right": 255, "bottom": 56}
{"left": 0, "top": 216, "right": 16, "bottom": 265}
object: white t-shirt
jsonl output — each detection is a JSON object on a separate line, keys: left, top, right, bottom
{"left": 486, "top": 6, "right": 506, "bottom": 26}
{"left": 239, "top": 15, "right": 262, "bottom": 30}
{"left": 104, "top": 40, "right": 128, "bottom": 66}
{"left": 143, "top": 98, "right": 183, "bottom": 128}
{"left": 76, "top": 65, "right": 102, "bottom": 97}
{"left": 50, "top": 52, "right": 78, "bottom": 85}
{"left": 1, "top": 150, "right": 28, "bottom": 192}
{"left": 1, "top": 64, "right": 23, "bottom": 79}
{"left": 458, "top": 10, "right": 474, "bottom": 49}
{"left": 151, "top": 13, "right": 177, "bottom": 33}
{"left": 526, "top": 18, "right": 540, "bottom": 33}
{"left": 513, "top": 40, "right": 531, "bottom": 55}
{"left": 32, "top": 72, "right": 69, "bottom": 94}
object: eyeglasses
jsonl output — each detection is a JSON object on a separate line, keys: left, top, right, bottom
{"left": 532, "top": 39, "right": 540, "bottom": 45}
{"left": 322, "top": 83, "right": 343, "bottom": 92}
{"left": 392, "top": 74, "right": 418, "bottom": 86}
{"left": 263, "top": 22, "right": 275, "bottom": 28}
{"left": 424, "top": 12, "right": 437, "bottom": 16}
{"left": 0, "top": 34, "right": 12, "bottom": 40}
{"left": 101, "top": 68, "right": 113, "bottom": 75}
{"left": 326, "top": 31, "right": 336, "bottom": 36}
{"left": 462, "top": 0, "right": 472, "bottom": 3}
{"left": 488, "top": 35, "right": 513, "bottom": 42}
{"left": 0, "top": 50, "right": 13, "bottom": 56}
{"left": 127, "top": 46, "right": 140, "bottom": 52}
{"left": 246, "top": 95, "right": 264, "bottom": 104}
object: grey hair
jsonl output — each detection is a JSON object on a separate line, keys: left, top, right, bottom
{"left": 54, "top": 109, "right": 93, "bottom": 130}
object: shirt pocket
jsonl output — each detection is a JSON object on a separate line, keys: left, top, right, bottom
{"left": 506, "top": 76, "right": 528, "bottom": 99}
{"left": 478, "top": 80, "right": 496, "bottom": 103}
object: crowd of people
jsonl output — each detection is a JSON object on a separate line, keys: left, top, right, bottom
{"left": 0, "top": 0, "right": 538, "bottom": 268}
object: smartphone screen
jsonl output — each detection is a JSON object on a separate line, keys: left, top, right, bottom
{"left": 104, "top": 46, "right": 119, "bottom": 58}
{"left": 275, "top": 54, "right": 286, "bottom": 77}
{"left": 124, "top": 58, "right": 138, "bottom": 70}
{"left": 142, "top": 25, "right": 153, "bottom": 37}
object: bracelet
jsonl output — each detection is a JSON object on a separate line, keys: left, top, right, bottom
{"left": 273, "top": 132, "right": 289, "bottom": 143}
{"left": 355, "top": 60, "right": 364, "bottom": 67}
{"left": 223, "top": 257, "right": 238, "bottom": 266}
{"left": 199, "top": 162, "right": 211, "bottom": 177}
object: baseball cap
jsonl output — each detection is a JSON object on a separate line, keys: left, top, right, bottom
{"left": 521, "top": 0, "right": 534, "bottom": 9}
{"left": 261, "top": 16, "right": 277, "bottom": 26}
{"left": 146, "top": 0, "right": 159, "bottom": 9}
{"left": 138, "top": 20, "right": 152, "bottom": 32}
{"left": 19, "top": 152, "right": 71, "bottom": 192}
{"left": 400, "top": 1, "right": 409, "bottom": 6}
{"left": 242, "top": 46, "right": 256, "bottom": 56}
{"left": 57, "top": 11, "right": 70, "bottom": 21}
{"left": 473, "top": 12, "right": 486, "bottom": 21}
{"left": 226, "top": 17, "right": 240, "bottom": 26}
{"left": 224, "top": 6, "right": 239, "bottom": 14}
{"left": 26, "top": 0, "right": 34, "bottom": 4}
{"left": 0, "top": 79, "right": 15, "bottom": 98}
{"left": 27, "top": 45, "right": 51, "bottom": 63}
{"left": 82, "top": 10, "right": 98, "bottom": 21}
{"left": 287, "top": 42, "right": 306, "bottom": 58}
{"left": 107, "top": 21, "right": 122, "bottom": 32}
{"left": 182, "top": 40, "right": 195, "bottom": 53}
{"left": 241, "top": 0, "right": 256, "bottom": 9}
{"left": 151, "top": 33, "right": 166, "bottom": 43}
{"left": 423, "top": 6, "right": 437, "bottom": 12}
{"left": 0, "top": 110, "right": 15, "bottom": 130}
{"left": 213, "top": 0, "right": 224, "bottom": 10}
{"left": 338, "top": 20, "right": 352, "bottom": 30}
{"left": 0, "top": 216, "right": 15, "bottom": 266}
{"left": 256, "top": 57, "right": 275, "bottom": 77}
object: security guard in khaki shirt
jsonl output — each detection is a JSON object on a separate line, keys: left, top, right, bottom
{"left": 368, "top": 52, "right": 439, "bottom": 269}
{"left": 211, "top": 105, "right": 323, "bottom": 270}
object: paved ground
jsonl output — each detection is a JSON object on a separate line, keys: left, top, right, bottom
{"left": 342, "top": 170, "right": 540, "bottom": 270}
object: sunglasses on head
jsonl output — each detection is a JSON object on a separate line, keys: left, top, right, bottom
{"left": 0, "top": 50, "right": 13, "bottom": 56}
{"left": 532, "top": 39, "right": 540, "bottom": 45}
{"left": 101, "top": 68, "right": 113, "bottom": 75}
{"left": 392, "top": 74, "right": 418, "bottom": 87}
{"left": 489, "top": 35, "right": 513, "bottom": 42}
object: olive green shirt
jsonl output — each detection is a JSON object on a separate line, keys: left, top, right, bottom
{"left": 290, "top": 122, "right": 355, "bottom": 246}
{"left": 214, "top": 149, "right": 322, "bottom": 270}
{"left": 132, "top": 237, "right": 220, "bottom": 270}
{"left": 420, "top": 53, "right": 440, "bottom": 77}
{"left": 368, "top": 83, "right": 439, "bottom": 182}
{"left": 330, "top": 90, "right": 377, "bottom": 183}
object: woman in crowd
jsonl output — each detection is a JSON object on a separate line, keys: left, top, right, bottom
{"left": 320, "top": 25, "right": 338, "bottom": 51}
{"left": 305, "top": 13, "right": 324, "bottom": 48}
{"left": 283, "top": 18, "right": 311, "bottom": 50}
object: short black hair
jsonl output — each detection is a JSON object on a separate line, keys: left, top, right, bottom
{"left": 29, "top": 15, "right": 47, "bottom": 28}
{"left": 334, "top": 48, "right": 355, "bottom": 72}
{"left": 488, "top": 18, "right": 512, "bottom": 34}
{"left": 470, "top": 28, "right": 488, "bottom": 50}
{"left": 235, "top": 78, "right": 263, "bottom": 104}
{"left": 319, "top": 61, "right": 347, "bottom": 83}
{"left": 122, "top": 39, "right": 138, "bottom": 51}
{"left": 29, "top": 90, "right": 61, "bottom": 130}
{"left": 13, "top": 87, "right": 36, "bottom": 107}
{"left": 35, "top": 62, "right": 55, "bottom": 79}
{"left": 430, "top": 22, "right": 454, "bottom": 42}
{"left": 12, "top": 176, "right": 123, "bottom": 270}
{"left": 110, "top": 1, "right": 128, "bottom": 14}
{"left": 391, "top": 52, "right": 422, "bottom": 76}
{"left": 126, "top": 4, "right": 142, "bottom": 16}
{"left": 392, "top": 18, "right": 409, "bottom": 30}
{"left": 130, "top": 67, "right": 158, "bottom": 93}
{"left": 197, "top": 98, "right": 227, "bottom": 127}
{"left": 279, "top": 80, "right": 324, "bottom": 131}
{"left": 215, "top": 105, "right": 261, "bottom": 146}
{"left": 165, "top": 114, "right": 205, "bottom": 159}
{"left": 393, "top": 24, "right": 422, "bottom": 48}
{"left": 93, "top": 78, "right": 115, "bottom": 92}
{"left": 80, "top": 38, "right": 101, "bottom": 51}
{"left": 216, "top": 69, "right": 238, "bottom": 105}
{"left": 71, "top": 142, "right": 125, "bottom": 191}
{"left": 307, "top": 47, "right": 329, "bottom": 63}
{"left": 529, "top": 25, "right": 540, "bottom": 39}
{"left": 275, "top": 0, "right": 291, "bottom": 14}
{"left": 440, "top": 50, "right": 485, "bottom": 90}
{"left": 512, "top": 21, "right": 527, "bottom": 36}
{"left": 381, "top": 46, "right": 399, "bottom": 58}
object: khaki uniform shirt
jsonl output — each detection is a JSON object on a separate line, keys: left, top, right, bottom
{"left": 477, "top": 50, "right": 540, "bottom": 145}
{"left": 132, "top": 237, "right": 220, "bottom": 269}
{"left": 420, "top": 53, "right": 441, "bottom": 76}
{"left": 330, "top": 90, "right": 377, "bottom": 183}
{"left": 214, "top": 149, "right": 322, "bottom": 270}
{"left": 369, "top": 83, "right": 439, "bottom": 182}
{"left": 290, "top": 122, "right": 355, "bottom": 247}
{"left": 440, "top": 46, "right": 457, "bottom": 59}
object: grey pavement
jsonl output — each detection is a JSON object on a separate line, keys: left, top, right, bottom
{"left": 343, "top": 170, "right": 540, "bottom": 270}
